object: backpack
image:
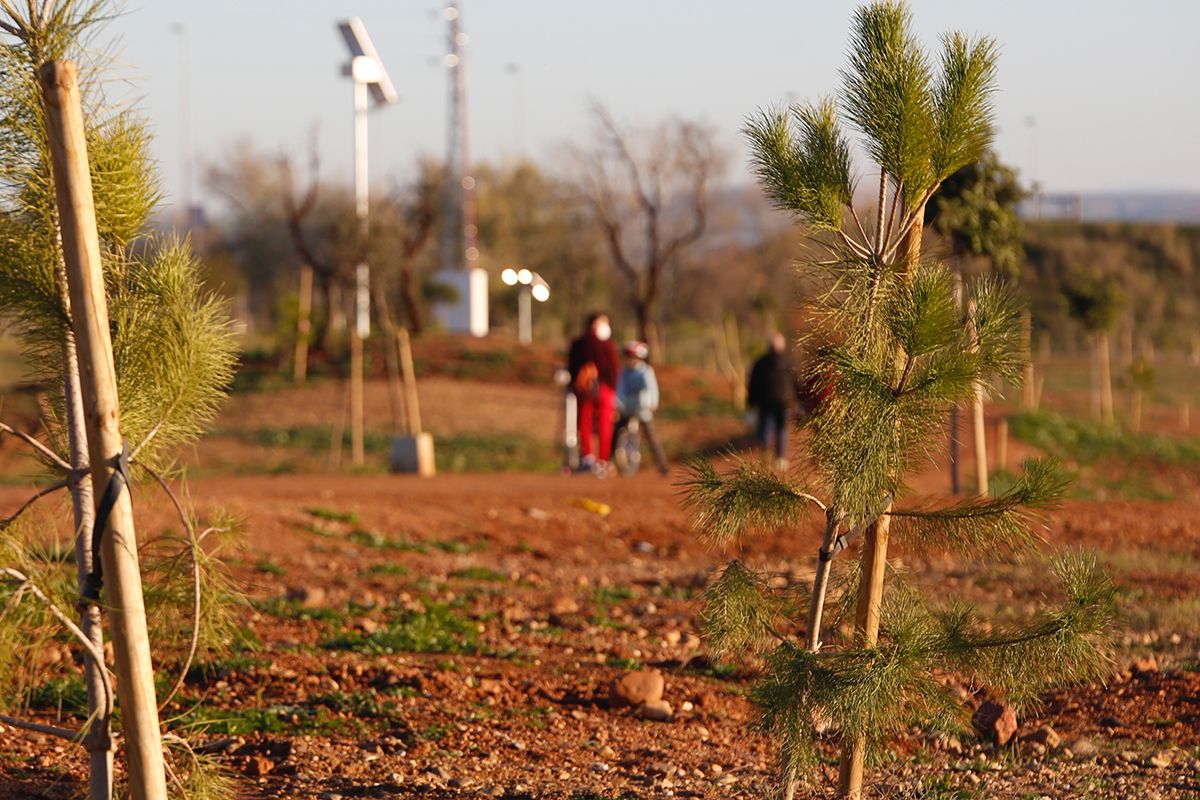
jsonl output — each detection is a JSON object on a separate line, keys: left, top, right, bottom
{"left": 574, "top": 361, "right": 599, "bottom": 396}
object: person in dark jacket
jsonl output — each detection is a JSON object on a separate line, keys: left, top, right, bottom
{"left": 747, "top": 332, "right": 796, "bottom": 469}
{"left": 567, "top": 312, "right": 619, "bottom": 474}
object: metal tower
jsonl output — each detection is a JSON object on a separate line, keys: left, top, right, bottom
{"left": 441, "top": 1, "right": 478, "bottom": 272}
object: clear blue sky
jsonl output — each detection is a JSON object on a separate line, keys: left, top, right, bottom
{"left": 105, "top": 0, "right": 1198, "bottom": 213}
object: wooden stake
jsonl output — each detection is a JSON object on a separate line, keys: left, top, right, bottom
{"left": 1098, "top": 331, "right": 1114, "bottom": 425}
{"left": 967, "top": 299, "right": 989, "bottom": 496}
{"left": 40, "top": 59, "right": 167, "bottom": 800}
{"left": 1020, "top": 310, "right": 1035, "bottom": 410}
{"left": 293, "top": 264, "right": 313, "bottom": 385}
{"left": 996, "top": 417, "right": 1009, "bottom": 474}
{"left": 397, "top": 327, "right": 422, "bottom": 435}
{"left": 350, "top": 329, "right": 364, "bottom": 466}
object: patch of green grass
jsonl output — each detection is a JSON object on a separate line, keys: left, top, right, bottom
{"left": 185, "top": 654, "right": 269, "bottom": 685}
{"left": 306, "top": 507, "right": 360, "bottom": 524}
{"left": 362, "top": 563, "right": 410, "bottom": 577}
{"left": 436, "top": 433, "right": 558, "bottom": 473}
{"left": 430, "top": 538, "right": 483, "bottom": 554}
{"left": 1010, "top": 410, "right": 1200, "bottom": 465}
{"left": 321, "top": 604, "right": 479, "bottom": 655}
{"left": 592, "top": 585, "right": 635, "bottom": 604}
{"left": 449, "top": 566, "right": 506, "bottom": 582}
{"left": 255, "top": 559, "right": 285, "bottom": 576}
{"left": 657, "top": 392, "right": 738, "bottom": 421}
{"left": 605, "top": 656, "right": 643, "bottom": 670}
{"left": 178, "top": 702, "right": 350, "bottom": 737}
{"left": 253, "top": 597, "right": 344, "bottom": 623}
{"left": 900, "top": 776, "right": 980, "bottom": 799}
{"left": 418, "top": 722, "right": 453, "bottom": 741}
{"left": 26, "top": 676, "right": 88, "bottom": 718}
{"left": 308, "top": 690, "right": 408, "bottom": 731}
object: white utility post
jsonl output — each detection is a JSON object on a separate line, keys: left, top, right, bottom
{"left": 337, "top": 17, "right": 396, "bottom": 465}
{"left": 501, "top": 267, "right": 549, "bottom": 345}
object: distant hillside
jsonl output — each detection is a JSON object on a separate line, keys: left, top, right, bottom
{"left": 1022, "top": 221, "right": 1200, "bottom": 352}
{"left": 1021, "top": 192, "right": 1200, "bottom": 223}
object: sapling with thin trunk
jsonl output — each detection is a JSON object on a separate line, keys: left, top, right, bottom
{"left": 684, "top": 3, "right": 1114, "bottom": 798}
{"left": 0, "top": 3, "right": 239, "bottom": 799}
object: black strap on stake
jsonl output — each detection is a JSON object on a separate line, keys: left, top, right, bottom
{"left": 818, "top": 493, "right": 893, "bottom": 563}
{"left": 81, "top": 441, "right": 131, "bottom": 602}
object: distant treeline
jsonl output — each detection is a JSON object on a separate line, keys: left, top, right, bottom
{"left": 1021, "top": 221, "right": 1199, "bottom": 355}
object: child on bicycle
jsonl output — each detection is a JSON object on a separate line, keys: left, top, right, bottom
{"left": 613, "top": 341, "right": 670, "bottom": 475}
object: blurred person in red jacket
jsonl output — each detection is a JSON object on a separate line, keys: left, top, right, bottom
{"left": 567, "top": 312, "right": 619, "bottom": 475}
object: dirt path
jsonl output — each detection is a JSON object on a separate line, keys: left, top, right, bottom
{"left": 2, "top": 468, "right": 1199, "bottom": 799}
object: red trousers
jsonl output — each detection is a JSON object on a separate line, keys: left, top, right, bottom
{"left": 577, "top": 385, "right": 615, "bottom": 462}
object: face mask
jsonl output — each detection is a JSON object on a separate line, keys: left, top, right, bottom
{"left": 595, "top": 322, "right": 612, "bottom": 341}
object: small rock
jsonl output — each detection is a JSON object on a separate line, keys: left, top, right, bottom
{"left": 972, "top": 699, "right": 1018, "bottom": 746}
{"left": 664, "top": 630, "right": 682, "bottom": 646}
{"left": 318, "top": 793, "right": 343, "bottom": 800}
{"left": 641, "top": 700, "right": 674, "bottom": 722}
{"left": 1131, "top": 655, "right": 1158, "bottom": 674}
{"left": 1147, "top": 750, "right": 1173, "bottom": 769}
{"left": 245, "top": 756, "right": 273, "bottom": 777}
{"left": 646, "top": 762, "right": 672, "bottom": 777}
{"left": 353, "top": 617, "right": 380, "bottom": 635}
{"left": 610, "top": 669, "right": 665, "bottom": 707}
{"left": 286, "top": 585, "right": 326, "bottom": 608}
{"left": 706, "top": 763, "right": 723, "bottom": 776}
{"left": 680, "top": 700, "right": 694, "bottom": 712}
{"left": 1024, "top": 725, "right": 1061, "bottom": 749}
{"left": 1118, "top": 750, "right": 1139, "bottom": 764}
{"left": 483, "top": 785, "right": 505, "bottom": 798}
{"left": 714, "top": 774, "right": 737, "bottom": 786}
{"left": 589, "top": 762, "right": 610, "bottom": 773}
{"left": 526, "top": 507, "right": 550, "bottom": 521}
{"left": 1068, "top": 738, "right": 1098, "bottom": 760}
{"left": 550, "top": 596, "right": 580, "bottom": 615}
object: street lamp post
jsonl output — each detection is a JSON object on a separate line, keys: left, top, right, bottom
{"left": 337, "top": 17, "right": 397, "bottom": 466}
{"left": 501, "top": 267, "right": 550, "bottom": 345}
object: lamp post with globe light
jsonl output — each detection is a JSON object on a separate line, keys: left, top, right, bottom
{"left": 501, "top": 267, "right": 550, "bottom": 345}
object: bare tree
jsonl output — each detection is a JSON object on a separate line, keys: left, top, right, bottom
{"left": 576, "top": 103, "right": 720, "bottom": 345}
{"left": 374, "top": 159, "right": 440, "bottom": 334}
{"left": 280, "top": 131, "right": 345, "bottom": 354}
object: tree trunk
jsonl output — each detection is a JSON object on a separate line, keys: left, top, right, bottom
{"left": 60, "top": 288, "right": 114, "bottom": 800}
{"left": 398, "top": 267, "right": 424, "bottom": 335}
{"left": 635, "top": 301, "right": 651, "bottom": 349}
{"left": 312, "top": 270, "right": 334, "bottom": 356}
{"left": 1098, "top": 331, "right": 1114, "bottom": 424}
{"left": 838, "top": 203, "right": 926, "bottom": 800}
{"left": 1130, "top": 387, "right": 1143, "bottom": 432}
{"left": 293, "top": 264, "right": 313, "bottom": 385}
